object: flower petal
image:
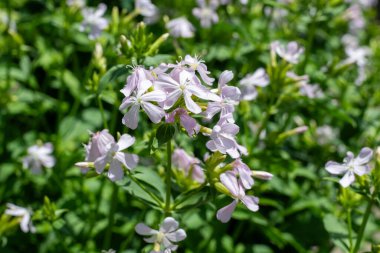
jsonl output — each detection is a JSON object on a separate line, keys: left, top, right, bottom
{"left": 241, "top": 195, "right": 259, "bottom": 212}
{"left": 184, "top": 91, "right": 201, "bottom": 114}
{"left": 355, "top": 147, "right": 373, "bottom": 165}
{"left": 141, "top": 102, "right": 165, "bottom": 123}
{"left": 220, "top": 171, "right": 239, "bottom": 197}
{"left": 165, "top": 229, "right": 187, "bottom": 242}
{"left": 122, "top": 104, "right": 140, "bottom": 130}
{"left": 108, "top": 159, "right": 124, "bottom": 181}
{"left": 325, "top": 161, "right": 347, "bottom": 175}
{"left": 117, "top": 134, "right": 135, "bottom": 151}
{"left": 160, "top": 217, "right": 179, "bottom": 233}
{"left": 135, "top": 223, "right": 157, "bottom": 236}
{"left": 216, "top": 199, "right": 237, "bottom": 223}
{"left": 339, "top": 171, "right": 355, "bottom": 188}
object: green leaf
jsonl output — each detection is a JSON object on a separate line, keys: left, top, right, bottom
{"left": 155, "top": 124, "right": 175, "bottom": 145}
{"left": 323, "top": 214, "right": 350, "bottom": 252}
{"left": 63, "top": 70, "right": 81, "bottom": 99}
{"left": 98, "top": 64, "right": 128, "bottom": 94}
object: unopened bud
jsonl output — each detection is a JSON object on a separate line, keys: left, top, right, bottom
{"left": 252, "top": 171, "right": 273, "bottom": 180}
{"left": 75, "top": 162, "right": 94, "bottom": 169}
{"left": 215, "top": 182, "right": 230, "bottom": 195}
{"left": 146, "top": 33, "right": 169, "bottom": 56}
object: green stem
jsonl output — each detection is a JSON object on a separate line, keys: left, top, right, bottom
{"left": 103, "top": 183, "right": 118, "bottom": 249}
{"left": 165, "top": 140, "right": 172, "bottom": 216}
{"left": 347, "top": 208, "right": 353, "bottom": 253}
{"left": 353, "top": 197, "right": 374, "bottom": 253}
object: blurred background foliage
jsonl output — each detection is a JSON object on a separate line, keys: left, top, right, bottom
{"left": 0, "top": 0, "right": 380, "bottom": 252}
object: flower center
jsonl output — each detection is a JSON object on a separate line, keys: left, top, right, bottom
{"left": 156, "top": 231, "right": 165, "bottom": 243}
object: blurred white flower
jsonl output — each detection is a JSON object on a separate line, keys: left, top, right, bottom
{"left": 5, "top": 203, "right": 35, "bottom": 233}
{"left": 101, "top": 250, "right": 116, "bottom": 253}
{"left": 299, "top": 83, "right": 323, "bottom": 98}
{"left": 316, "top": 125, "right": 336, "bottom": 145}
{"left": 325, "top": 147, "right": 373, "bottom": 187}
{"left": 192, "top": 0, "right": 219, "bottom": 28}
{"left": 271, "top": 41, "right": 304, "bottom": 64}
{"left": 166, "top": 17, "right": 195, "bottom": 38}
{"left": 135, "top": 0, "right": 159, "bottom": 24}
{"left": 239, "top": 68, "right": 270, "bottom": 101}
{"left": 66, "top": 0, "right": 85, "bottom": 8}
{"left": 79, "top": 3, "right": 108, "bottom": 40}
{"left": 23, "top": 142, "right": 55, "bottom": 174}
{"left": 135, "top": 217, "right": 186, "bottom": 252}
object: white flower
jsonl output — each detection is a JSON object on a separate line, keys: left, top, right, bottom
{"left": 204, "top": 70, "right": 240, "bottom": 121}
{"left": 135, "top": 217, "right": 187, "bottom": 252}
{"left": 166, "top": 17, "right": 195, "bottom": 38}
{"left": 94, "top": 134, "right": 139, "bottom": 181}
{"left": 239, "top": 68, "right": 270, "bottom": 101}
{"left": 325, "top": 147, "right": 373, "bottom": 187}
{"left": 5, "top": 203, "right": 36, "bottom": 233}
{"left": 120, "top": 79, "right": 166, "bottom": 129}
{"left": 192, "top": 0, "right": 219, "bottom": 28}
{"left": 155, "top": 70, "right": 218, "bottom": 114}
{"left": 216, "top": 171, "right": 259, "bottom": 223}
{"left": 206, "top": 114, "right": 247, "bottom": 159}
{"left": 79, "top": 3, "right": 108, "bottom": 40}
{"left": 23, "top": 143, "right": 55, "bottom": 174}
{"left": 271, "top": 41, "right": 304, "bottom": 64}
{"left": 182, "top": 55, "right": 215, "bottom": 85}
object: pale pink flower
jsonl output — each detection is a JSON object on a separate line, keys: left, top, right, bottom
{"left": 155, "top": 70, "right": 218, "bottom": 114}
{"left": 271, "top": 41, "right": 304, "bottom": 64}
{"left": 182, "top": 55, "right": 215, "bottom": 85}
{"left": 121, "top": 66, "right": 152, "bottom": 97}
{"left": 192, "top": 0, "right": 219, "bottom": 28}
{"left": 325, "top": 147, "right": 373, "bottom": 187}
{"left": 76, "top": 129, "right": 114, "bottom": 173}
{"left": 135, "top": 217, "right": 187, "bottom": 252}
{"left": 206, "top": 114, "right": 247, "bottom": 159}
{"left": 172, "top": 148, "right": 205, "bottom": 183}
{"left": 204, "top": 70, "right": 240, "bottom": 122}
{"left": 166, "top": 108, "right": 200, "bottom": 136}
{"left": 120, "top": 80, "right": 166, "bottom": 129}
{"left": 232, "top": 159, "right": 254, "bottom": 190}
{"left": 94, "top": 134, "right": 138, "bottom": 181}
{"left": 166, "top": 17, "right": 195, "bottom": 38}
{"left": 23, "top": 143, "right": 55, "bottom": 174}
{"left": 5, "top": 203, "right": 36, "bottom": 233}
{"left": 239, "top": 68, "right": 269, "bottom": 101}
{"left": 79, "top": 3, "right": 108, "bottom": 40}
{"left": 216, "top": 171, "right": 259, "bottom": 223}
